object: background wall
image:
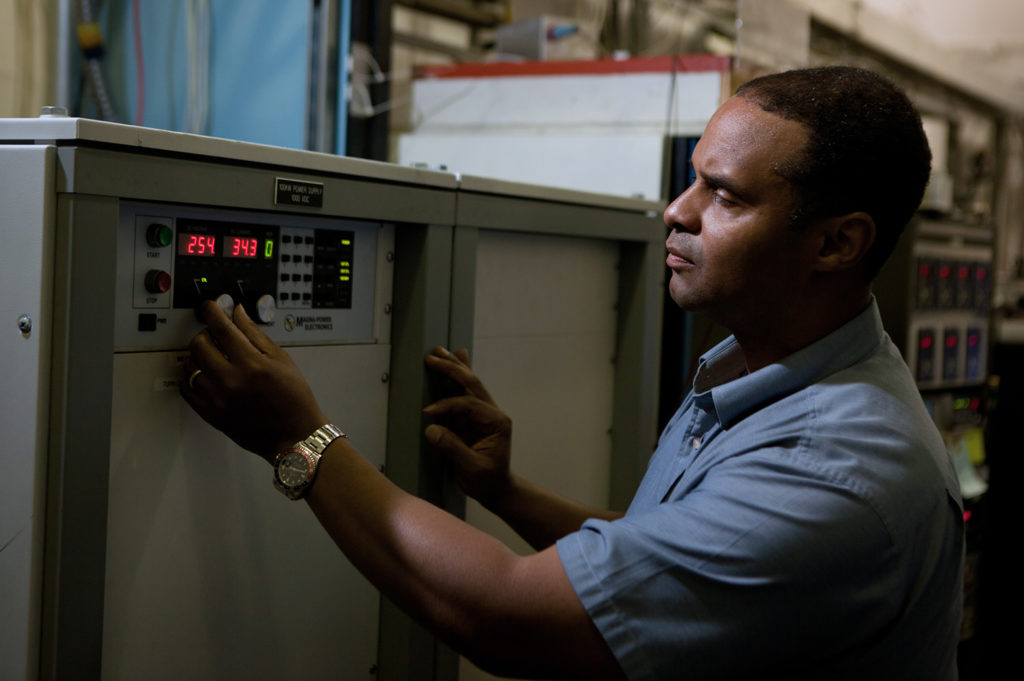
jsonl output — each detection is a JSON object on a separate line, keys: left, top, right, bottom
{"left": 0, "top": 0, "right": 348, "bottom": 151}
{"left": 0, "top": 0, "right": 56, "bottom": 117}
{"left": 98, "top": 0, "right": 310, "bottom": 146}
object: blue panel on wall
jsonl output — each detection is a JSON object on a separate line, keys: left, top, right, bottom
{"left": 96, "top": 0, "right": 347, "bottom": 152}
{"left": 205, "top": 1, "right": 306, "bottom": 147}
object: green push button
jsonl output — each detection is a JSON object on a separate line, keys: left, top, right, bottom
{"left": 146, "top": 223, "right": 174, "bottom": 248}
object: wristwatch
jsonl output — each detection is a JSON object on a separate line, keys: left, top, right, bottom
{"left": 273, "top": 424, "right": 347, "bottom": 499}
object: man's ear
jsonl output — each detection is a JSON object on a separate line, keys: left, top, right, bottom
{"left": 813, "top": 212, "right": 876, "bottom": 272}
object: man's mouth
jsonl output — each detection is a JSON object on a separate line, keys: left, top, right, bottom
{"left": 666, "top": 250, "right": 693, "bottom": 268}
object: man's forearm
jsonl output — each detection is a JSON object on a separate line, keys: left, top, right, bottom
{"left": 483, "top": 474, "right": 624, "bottom": 551}
{"left": 303, "top": 438, "right": 623, "bottom": 680}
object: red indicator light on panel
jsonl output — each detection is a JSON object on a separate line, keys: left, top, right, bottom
{"left": 970, "top": 397, "right": 981, "bottom": 411}
{"left": 946, "top": 335, "right": 958, "bottom": 349}
{"left": 958, "top": 266, "right": 969, "bottom": 279}
{"left": 920, "top": 336, "right": 933, "bottom": 350}
{"left": 144, "top": 269, "right": 172, "bottom": 294}
{"left": 968, "top": 333, "right": 979, "bottom": 347}
{"left": 976, "top": 267, "right": 988, "bottom": 280}
{"left": 919, "top": 264, "right": 931, "bottom": 277}
{"left": 939, "top": 265, "right": 951, "bottom": 279}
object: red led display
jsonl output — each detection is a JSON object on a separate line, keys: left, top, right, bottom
{"left": 226, "top": 236, "right": 259, "bottom": 258}
{"left": 178, "top": 233, "right": 217, "bottom": 256}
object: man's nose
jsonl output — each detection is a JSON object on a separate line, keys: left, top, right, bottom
{"left": 663, "top": 185, "right": 699, "bottom": 234}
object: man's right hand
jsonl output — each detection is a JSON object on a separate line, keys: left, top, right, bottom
{"left": 423, "top": 347, "right": 513, "bottom": 507}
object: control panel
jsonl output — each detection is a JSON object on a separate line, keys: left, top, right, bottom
{"left": 904, "top": 234, "right": 992, "bottom": 389}
{"left": 115, "top": 202, "right": 391, "bottom": 350}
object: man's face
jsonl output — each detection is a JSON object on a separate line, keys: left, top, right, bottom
{"left": 664, "top": 96, "right": 819, "bottom": 329}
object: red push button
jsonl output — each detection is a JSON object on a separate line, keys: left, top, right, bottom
{"left": 144, "top": 269, "right": 172, "bottom": 294}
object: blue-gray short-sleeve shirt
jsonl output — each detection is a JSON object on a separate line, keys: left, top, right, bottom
{"left": 557, "top": 300, "right": 963, "bottom": 681}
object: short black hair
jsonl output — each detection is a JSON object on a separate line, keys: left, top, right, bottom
{"left": 735, "top": 65, "right": 931, "bottom": 280}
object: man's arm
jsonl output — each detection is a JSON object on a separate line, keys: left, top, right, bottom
{"left": 423, "top": 348, "right": 624, "bottom": 550}
{"left": 306, "top": 437, "right": 619, "bottom": 679}
{"left": 181, "top": 302, "right": 624, "bottom": 680}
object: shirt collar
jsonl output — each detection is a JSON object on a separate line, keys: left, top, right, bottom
{"left": 692, "top": 299, "right": 887, "bottom": 427}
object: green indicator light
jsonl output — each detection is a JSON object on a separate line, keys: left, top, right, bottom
{"left": 157, "top": 225, "right": 173, "bottom": 247}
{"left": 146, "top": 223, "right": 174, "bottom": 248}
{"left": 340, "top": 261, "right": 350, "bottom": 267}
{"left": 339, "top": 268, "right": 350, "bottom": 274}
{"left": 264, "top": 240, "right": 274, "bottom": 258}
{"left": 201, "top": 276, "right": 208, "bottom": 283}
{"left": 340, "top": 276, "right": 350, "bottom": 282}
{"left": 341, "top": 239, "right": 352, "bottom": 246}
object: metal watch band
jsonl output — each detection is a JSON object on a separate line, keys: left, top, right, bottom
{"left": 299, "top": 423, "right": 347, "bottom": 455}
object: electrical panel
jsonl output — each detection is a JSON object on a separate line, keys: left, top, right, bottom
{"left": 878, "top": 220, "right": 993, "bottom": 390}
{"left": 116, "top": 202, "right": 383, "bottom": 350}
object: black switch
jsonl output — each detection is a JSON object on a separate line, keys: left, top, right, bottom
{"left": 138, "top": 313, "right": 158, "bottom": 332}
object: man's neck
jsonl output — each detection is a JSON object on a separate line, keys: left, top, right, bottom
{"left": 729, "top": 289, "right": 873, "bottom": 374}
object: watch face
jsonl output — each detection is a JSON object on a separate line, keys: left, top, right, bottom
{"left": 277, "top": 449, "right": 314, "bottom": 487}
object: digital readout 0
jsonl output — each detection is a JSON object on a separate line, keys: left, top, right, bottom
{"left": 178, "top": 232, "right": 218, "bottom": 256}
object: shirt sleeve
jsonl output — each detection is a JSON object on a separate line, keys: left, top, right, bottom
{"left": 556, "top": 449, "right": 902, "bottom": 681}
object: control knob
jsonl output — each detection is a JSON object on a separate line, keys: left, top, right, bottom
{"left": 215, "top": 293, "right": 235, "bottom": 318}
{"left": 193, "top": 293, "right": 235, "bottom": 323}
{"left": 255, "top": 294, "right": 276, "bottom": 325}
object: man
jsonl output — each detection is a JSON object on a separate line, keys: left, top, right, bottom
{"left": 182, "top": 65, "right": 963, "bottom": 680}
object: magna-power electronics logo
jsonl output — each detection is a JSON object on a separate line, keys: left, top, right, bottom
{"left": 283, "top": 314, "right": 334, "bottom": 332}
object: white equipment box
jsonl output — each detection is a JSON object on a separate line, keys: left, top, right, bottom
{"left": 0, "top": 116, "right": 453, "bottom": 681}
{"left": 0, "top": 115, "right": 666, "bottom": 681}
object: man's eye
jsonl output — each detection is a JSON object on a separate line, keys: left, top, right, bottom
{"left": 713, "top": 192, "right": 736, "bottom": 207}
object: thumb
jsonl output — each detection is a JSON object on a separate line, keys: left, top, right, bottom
{"left": 425, "top": 424, "right": 476, "bottom": 463}
{"left": 425, "top": 423, "right": 455, "bottom": 448}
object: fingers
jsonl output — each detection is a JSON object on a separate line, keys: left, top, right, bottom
{"left": 187, "top": 327, "right": 233, "bottom": 378}
{"left": 179, "top": 355, "right": 220, "bottom": 423}
{"left": 425, "top": 347, "right": 495, "bottom": 405}
{"left": 425, "top": 423, "right": 484, "bottom": 471}
{"left": 197, "top": 300, "right": 262, "bottom": 364}
{"left": 423, "top": 395, "right": 504, "bottom": 424}
{"left": 232, "top": 303, "right": 280, "bottom": 356}
{"left": 189, "top": 301, "right": 287, "bottom": 373}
